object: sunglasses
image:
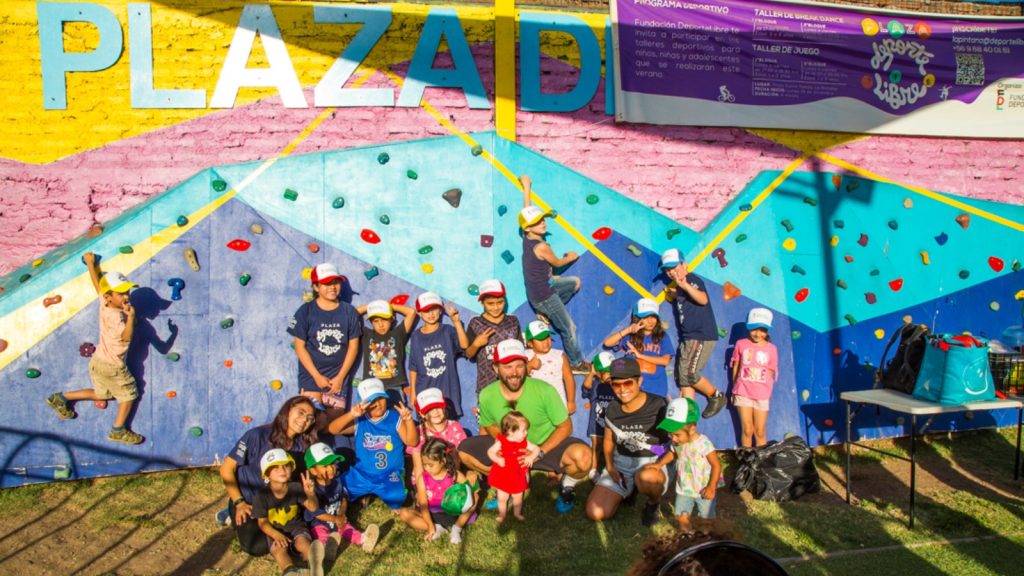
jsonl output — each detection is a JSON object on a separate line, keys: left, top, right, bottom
{"left": 610, "top": 379, "right": 638, "bottom": 389}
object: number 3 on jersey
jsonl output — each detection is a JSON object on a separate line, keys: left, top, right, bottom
{"left": 375, "top": 451, "right": 388, "bottom": 470}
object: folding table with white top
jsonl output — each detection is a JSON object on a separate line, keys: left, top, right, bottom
{"left": 841, "top": 389, "right": 1023, "bottom": 528}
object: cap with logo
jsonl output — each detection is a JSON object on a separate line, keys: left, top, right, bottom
{"left": 357, "top": 378, "right": 388, "bottom": 403}
{"left": 493, "top": 339, "right": 529, "bottom": 364}
{"left": 609, "top": 357, "right": 641, "bottom": 379}
{"left": 518, "top": 206, "right": 551, "bottom": 229}
{"left": 477, "top": 279, "right": 506, "bottom": 301}
{"left": 260, "top": 448, "right": 295, "bottom": 477}
{"left": 592, "top": 351, "right": 615, "bottom": 373}
{"left": 415, "top": 388, "right": 446, "bottom": 415}
{"left": 441, "top": 482, "right": 475, "bottom": 515}
{"left": 633, "top": 298, "right": 660, "bottom": 318}
{"left": 311, "top": 263, "right": 344, "bottom": 284}
{"left": 659, "top": 248, "right": 684, "bottom": 270}
{"left": 305, "top": 442, "right": 345, "bottom": 469}
{"left": 366, "top": 299, "right": 394, "bottom": 320}
{"left": 746, "top": 307, "right": 774, "bottom": 331}
{"left": 415, "top": 292, "right": 444, "bottom": 312}
{"left": 657, "top": 397, "right": 701, "bottom": 432}
{"left": 98, "top": 271, "right": 138, "bottom": 294}
{"left": 525, "top": 320, "right": 551, "bottom": 341}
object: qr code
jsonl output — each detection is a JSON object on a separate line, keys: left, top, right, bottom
{"left": 955, "top": 53, "right": 984, "bottom": 86}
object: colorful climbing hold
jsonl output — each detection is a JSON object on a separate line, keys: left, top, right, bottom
{"left": 955, "top": 213, "right": 970, "bottom": 229}
{"left": 865, "top": 292, "right": 877, "bottom": 304}
{"left": 586, "top": 194, "right": 599, "bottom": 205}
{"left": 421, "top": 263, "right": 434, "bottom": 274}
{"left": 903, "top": 315, "right": 913, "bottom": 324}
{"left": 791, "top": 331, "right": 801, "bottom": 340}
{"left": 470, "top": 144, "right": 483, "bottom": 156}
{"left": 332, "top": 197, "right": 345, "bottom": 209}
{"left": 831, "top": 174, "right": 842, "bottom": 190}
{"left": 935, "top": 232, "right": 948, "bottom": 246}
{"left": 167, "top": 352, "right": 180, "bottom": 362}
{"left": 419, "top": 245, "right": 433, "bottom": 255}
{"left": 1012, "top": 260, "right": 1022, "bottom": 272}
{"left": 803, "top": 196, "right": 818, "bottom": 207}
{"left": 406, "top": 170, "right": 418, "bottom": 180}
{"left": 857, "top": 233, "right": 868, "bottom": 247}
{"left": 501, "top": 250, "right": 514, "bottom": 264}
{"left": 379, "top": 214, "right": 390, "bottom": 225}
{"left": 390, "top": 294, "right": 410, "bottom": 306}
{"left": 711, "top": 248, "right": 728, "bottom": 267}
{"left": 801, "top": 390, "right": 810, "bottom": 402}
{"left": 735, "top": 234, "right": 747, "bottom": 243}
{"left": 467, "top": 284, "right": 479, "bottom": 296}
{"left": 870, "top": 269, "right": 880, "bottom": 277}
{"left": 823, "top": 419, "right": 834, "bottom": 427}
{"left": 284, "top": 189, "right": 298, "bottom": 201}
{"left": 717, "top": 328, "right": 728, "bottom": 338}
{"left": 32, "top": 258, "right": 45, "bottom": 268}
{"left": 888, "top": 220, "right": 898, "bottom": 230}
{"left": 377, "top": 152, "right": 390, "bottom": 164}
{"left": 790, "top": 265, "right": 806, "bottom": 276}
{"left": 19, "top": 273, "right": 30, "bottom": 283}
{"left": 224, "top": 360, "right": 234, "bottom": 368}
{"left": 830, "top": 236, "right": 839, "bottom": 247}
{"left": 782, "top": 238, "right": 796, "bottom": 251}
{"left": 360, "top": 229, "right": 381, "bottom": 244}
{"left": 271, "top": 380, "right": 283, "bottom": 390}
{"left": 760, "top": 266, "right": 771, "bottom": 276}
{"left": 844, "top": 314, "right": 857, "bottom": 325}
{"left": 480, "top": 235, "right": 494, "bottom": 248}
{"left": 920, "top": 251, "right": 931, "bottom": 265}
{"left": 794, "top": 288, "right": 809, "bottom": 303}
{"left": 889, "top": 278, "right": 904, "bottom": 292}
{"left": 53, "top": 467, "right": 71, "bottom": 480}
{"left": 25, "top": 368, "right": 40, "bottom": 379}
{"left": 988, "top": 256, "right": 1004, "bottom": 272}
{"left": 302, "top": 291, "right": 314, "bottom": 303}
{"left": 592, "top": 227, "right": 612, "bottom": 241}
{"left": 251, "top": 223, "right": 263, "bottom": 235}
{"left": 833, "top": 348, "right": 842, "bottom": 356}
{"left": 167, "top": 278, "right": 185, "bottom": 301}
{"left": 364, "top": 267, "right": 379, "bottom": 280}
{"left": 722, "top": 281, "right": 741, "bottom": 301}
{"left": 176, "top": 215, "right": 189, "bottom": 227}
{"left": 87, "top": 224, "right": 104, "bottom": 238}
{"left": 844, "top": 254, "right": 854, "bottom": 263}
{"left": 190, "top": 427, "right": 203, "bottom": 437}
{"left": 666, "top": 228, "right": 681, "bottom": 239}
{"left": 833, "top": 219, "right": 845, "bottom": 229}
{"left": 739, "top": 203, "right": 752, "bottom": 212}
{"left": 220, "top": 317, "right": 235, "bottom": 329}
{"left": 874, "top": 329, "right": 885, "bottom": 339}
{"left": 959, "top": 270, "right": 970, "bottom": 279}
{"left": 301, "top": 268, "right": 312, "bottom": 280}
{"left": 43, "top": 295, "right": 62, "bottom": 308}
{"left": 990, "top": 301, "right": 1001, "bottom": 311}
{"left": 79, "top": 342, "right": 94, "bottom": 357}
{"left": 212, "top": 179, "right": 227, "bottom": 192}
{"left": 441, "top": 189, "right": 463, "bottom": 209}
{"left": 0, "top": 339, "right": 7, "bottom": 354}
{"left": 184, "top": 247, "right": 200, "bottom": 272}
{"left": 308, "top": 242, "right": 320, "bottom": 254}
{"left": 836, "top": 279, "right": 847, "bottom": 289}
{"left": 241, "top": 416, "right": 253, "bottom": 423}
{"left": 239, "top": 273, "right": 252, "bottom": 286}
{"left": 603, "top": 285, "right": 615, "bottom": 295}
{"left": 227, "top": 239, "right": 251, "bottom": 251}
{"left": 627, "top": 244, "right": 642, "bottom": 257}
{"left": 119, "top": 246, "right": 134, "bottom": 254}
{"left": 903, "top": 197, "right": 913, "bottom": 209}
{"left": 497, "top": 205, "right": 508, "bottom": 216}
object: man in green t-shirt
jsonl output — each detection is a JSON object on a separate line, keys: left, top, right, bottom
{"left": 460, "top": 339, "right": 592, "bottom": 513}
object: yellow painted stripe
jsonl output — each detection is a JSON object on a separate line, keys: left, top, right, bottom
{"left": 816, "top": 152, "right": 1024, "bottom": 233}
{"left": 494, "top": 0, "right": 517, "bottom": 141}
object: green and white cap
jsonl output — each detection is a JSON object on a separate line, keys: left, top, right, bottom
{"left": 592, "top": 351, "right": 615, "bottom": 373}
{"left": 525, "top": 320, "right": 551, "bottom": 341}
{"left": 441, "top": 482, "right": 474, "bottom": 515}
{"left": 657, "top": 397, "right": 700, "bottom": 432}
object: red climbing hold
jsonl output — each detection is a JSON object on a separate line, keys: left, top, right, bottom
{"left": 308, "top": 242, "right": 320, "bottom": 254}
{"left": 831, "top": 174, "right": 842, "bottom": 191}
{"left": 888, "top": 279, "right": 904, "bottom": 292}
{"left": 592, "top": 227, "right": 612, "bottom": 241}
{"left": 857, "top": 234, "right": 868, "bottom": 247}
{"left": 794, "top": 288, "right": 809, "bottom": 303}
{"left": 844, "top": 255, "right": 854, "bottom": 263}
{"left": 227, "top": 239, "right": 251, "bottom": 251}
{"left": 390, "top": 294, "right": 409, "bottom": 306}
{"left": 361, "top": 229, "right": 381, "bottom": 244}
{"left": 824, "top": 418, "right": 834, "bottom": 427}
{"left": 989, "top": 256, "right": 1004, "bottom": 272}
{"left": 865, "top": 292, "right": 878, "bottom": 304}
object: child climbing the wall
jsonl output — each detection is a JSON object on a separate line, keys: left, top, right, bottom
{"left": 659, "top": 249, "right": 727, "bottom": 418}
{"left": 288, "top": 263, "right": 361, "bottom": 416}
{"left": 408, "top": 292, "right": 469, "bottom": 419}
{"left": 582, "top": 351, "right": 616, "bottom": 479}
{"left": 602, "top": 298, "right": 672, "bottom": 398}
{"left": 46, "top": 252, "right": 144, "bottom": 444}
{"left": 524, "top": 320, "right": 576, "bottom": 414}
{"left": 252, "top": 449, "right": 319, "bottom": 576}
{"left": 465, "top": 279, "right": 522, "bottom": 396}
{"left": 356, "top": 299, "right": 417, "bottom": 405}
{"left": 519, "top": 174, "right": 589, "bottom": 374}
{"left": 730, "top": 308, "right": 778, "bottom": 448}
{"left": 650, "top": 398, "right": 721, "bottom": 532}
{"left": 486, "top": 411, "right": 541, "bottom": 523}
{"left": 399, "top": 438, "right": 478, "bottom": 544}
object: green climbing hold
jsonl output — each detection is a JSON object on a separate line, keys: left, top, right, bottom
{"left": 888, "top": 220, "right": 899, "bottom": 230}
{"left": 870, "top": 269, "right": 880, "bottom": 277}
{"left": 626, "top": 244, "right": 642, "bottom": 257}
{"left": 470, "top": 144, "right": 483, "bottom": 156}
{"left": 760, "top": 266, "right": 771, "bottom": 276}
{"left": 379, "top": 214, "right": 390, "bottom": 225}
{"left": 25, "top": 368, "right": 41, "bottom": 379}
{"left": 212, "top": 179, "right": 227, "bottom": 192}
{"left": 791, "top": 330, "right": 801, "bottom": 340}
{"left": 791, "top": 265, "right": 806, "bottom": 275}
{"left": 53, "top": 467, "right": 71, "bottom": 480}
{"left": 418, "top": 245, "right": 433, "bottom": 255}
{"left": 959, "top": 270, "right": 970, "bottom": 279}
{"left": 735, "top": 234, "right": 747, "bottom": 243}
{"left": 167, "top": 352, "right": 180, "bottom": 362}
{"left": 803, "top": 196, "right": 818, "bottom": 206}
{"left": 990, "top": 301, "right": 1001, "bottom": 311}
{"left": 283, "top": 189, "right": 298, "bottom": 201}
{"left": 549, "top": 210, "right": 558, "bottom": 219}
{"left": 717, "top": 328, "right": 728, "bottom": 338}
{"left": 1012, "top": 259, "right": 1021, "bottom": 272}
{"left": 739, "top": 203, "right": 753, "bottom": 212}
{"left": 220, "top": 318, "right": 235, "bottom": 329}
{"left": 497, "top": 205, "right": 508, "bottom": 217}
{"left": 406, "top": 170, "right": 418, "bottom": 180}
{"left": 364, "top": 267, "right": 379, "bottom": 281}
{"left": 844, "top": 314, "right": 857, "bottom": 325}
{"left": 332, "top": 197, "right": 345, "bottom": 209}
{"left": 501, "top": 250, "right": 514, "bottom": 264}
{"left": 176, "top": 215, "right": 189, "bottom": 227}
{"left": 833, "top": 219, "right": 845, "bottom": 228}
{"left": 119, "top": 246, "right": 134, "bottom": 254}
{"left": 586, "top": 194, "right": 599, "bottom": 205}
{"left": 781, "top": 220, "right": 794, "bottom": 232}
{"left": 239, "top": 273, "right": 252, "bottom": 286}
{"left": 468, "top": 284, "right": 479, "bottom": 296}
{"left": 19, "top": 273, "right": 31, "bottom": 283}
{"left": 377, "top": 152, "right": 390, "bottom": 164}
{"left": 190, "top": 427, "right": 203, "bottom": 437}
{"left": 836, "top": 279, "right": 848, "bottom": 289}
{"left": 666, "top": 228, "right": 681, "bottom": 239}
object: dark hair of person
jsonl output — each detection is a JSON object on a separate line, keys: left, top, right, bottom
{"left": 628, "top": 529, "right": 788, "bottom": 576}
{"left": 631, "top": 313, "right": 666, "bottom": 349}
{"left": 422, "top": 437, "right": 458, "bottom": 479}
{"left": 500, "top": 410, "right": 528, "bottom": 436}
{"left": 269, "top": 396, "right": 318, "bottom": 450}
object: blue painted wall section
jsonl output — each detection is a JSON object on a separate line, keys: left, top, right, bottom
{"left": 1, "top": 132, "right": 1021, "bottom": 486}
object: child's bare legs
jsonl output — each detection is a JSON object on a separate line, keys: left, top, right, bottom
{"left": 679, "top": 386, "right": 695, "bottom": 400}
{"left": 269, "top": 539, "right": 294, "bottom": 570}
{"left": 511, "top": 492, "right": 525, "bottom": 521}
{"left": 62, "top": 389, "right": 132, "bottom": 428}
{"left": 753, "top": 408, "right": 769, "bottom": 447}
{"left": 397, "top": 507, "right": 431, "bottom": 532}
{"left": 589, "top": 437, "right": 600, "bottom": 479}
{"left": 737, "top": 405, "right": 755, "bottom": 448}
{"left": 293, "top": 535, "right": 311, "bottom": 561}
{"left": 676, "top": 512, "right": 693, "bottom": 532}
{"left": 496, "top": 490, "right": 511, "bottom": 523}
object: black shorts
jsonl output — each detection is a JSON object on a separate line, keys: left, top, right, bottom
{"left": 460, "top": 436, "right": 585, "bottom": 474}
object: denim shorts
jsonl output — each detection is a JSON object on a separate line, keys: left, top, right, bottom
{"left": 673, "top": 493, "right": 716, "bottom": 519}
{"left": 596, "top": 452, "right": 671, "bottom": 498}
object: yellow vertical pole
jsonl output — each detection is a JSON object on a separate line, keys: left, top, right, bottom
{"left": 494, "top": 0, "right": 516, "bottom": 141}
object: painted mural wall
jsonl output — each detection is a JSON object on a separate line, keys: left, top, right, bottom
{"left": 1, "top": 0, "right": 1022, "bottom": 486}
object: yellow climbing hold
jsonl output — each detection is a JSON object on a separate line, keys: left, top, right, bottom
{"left": 603, "top": 285, "right": 615, "bottom": 295}
{"left": 801, "top": 389, "right": 810, "bottom": 401}
{"left": 830, "top": 236, "right": 839, "bottom": 247}
{"left": 270, "top": 380, "right": 283, "bottom": 390}
{"left": 874, "top": 329, "right": 885, "bottom": 339}
{"left": 302, "top": 267, "right": 312, "bottom": 280}
{"left": 32, "top": 258, "right": 45, "bottom": 268}
{"left": 421, "top": 263, "right": 434, "bottom": 274}
{"left": 1015, "top": 290, "right": 1024, "bottom": 300}
{"left": 919, "top": 251, "right": 930, "bottom": 265}
{"left": 783, "top": 238, "right": 797, "bottom": 251}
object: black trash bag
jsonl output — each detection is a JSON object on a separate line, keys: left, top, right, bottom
{"left": 731, "top": 435, "right": 821, "bottom": 502}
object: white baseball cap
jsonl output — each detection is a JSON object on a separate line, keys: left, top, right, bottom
{"left": 657, "top": 397, "right": 701, "bottom": 432}
{"left": 366, "top": 299, "right": 393, "bottom": 320}
{"left": 659, "top": 248, "right": 684, "bottom": 269}
{"left": 311, "top": 263, "right": 343, "bottom": 284}
{"left": 357, "top": 378, "right": 388, "bottom": 403}
{"left": 634, "top": 298, "right": 660, "bottom": 318}
{"left": 260, "top": 448, "right": 295, "bottom": 477}
{"left": 415, "top": 292, "right": 443, "bottom": 312}
{"left": 477, "top": 279, "right": 506, "bottom": 301}
{"left": 747, "top": 308, "right": 774, "bottom": 331}
{"left": 592, "top": 351, "right": 615, "bottom": 373}
{"left": 98, "top": 271, "right": 137, "bottom": 294}
{"left": 415, "top": 388, "right": 446, "bottom": 415}
{"left": 493, "top": 339, "right": 529, "bottom": 364}
{"left": 518, "top": 205, "right": 550, "bottom": 229}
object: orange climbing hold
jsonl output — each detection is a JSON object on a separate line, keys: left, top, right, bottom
{"left": 361, "top": 229, "right": 381, "bottom": 244}
{"left": 86, "top": 224, "right": 104, "bottom": 238}
{"left": 166, "top": 391, "right": 177, "bottom": 398}
{"left": 989, "top": 256, "right": 1004, "bottom": 272}
{"left": 722, "top": 281, "right": 742, "bottom": 301}
{"left": 831, "top": 174, "right": 842, "bottom": 191}
{"left": 391, "top": 294, "right": 409, "bottom": 306}
{"left": 794, "top": 288, "right": 809, "bottom": 303}
{"left": 43, "top": 295, "right": 62, "bottom": 308}
{"left": 224, "top": 360, "right": 233, "bottom": 368}
{"left": 241, "top": 416, "right": 253, "bottom": 423}
{"left": 308, "top": 242, "right": 320, "bottom": 254}
{"left": 227, "top": 239, "right": 251, "bottom": 251}
{"left": 592, "top": 227, "right": 612, "bottom": 241}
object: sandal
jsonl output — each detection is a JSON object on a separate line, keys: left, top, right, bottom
{"left": 46, "top": 393, "right": 76, "bottom": 420}
{"left": 108, "top": 428, "right": 145, "bottom": 445}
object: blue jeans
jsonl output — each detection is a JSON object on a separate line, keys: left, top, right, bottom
{"left": 530, "top": 276, "right": 583, "bottom": 365}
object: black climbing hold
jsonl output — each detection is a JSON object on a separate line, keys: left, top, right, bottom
{"left": 442, "top": 189, "right": 462, "bottom": 208}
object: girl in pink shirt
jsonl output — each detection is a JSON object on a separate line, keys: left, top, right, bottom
{"left": 730, "top": 308, "right": 778, "bottom": 448}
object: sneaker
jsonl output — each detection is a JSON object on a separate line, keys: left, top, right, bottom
{"left": 554, "top": 486, "right": 575, "bottom": 513}
{"left": 215, "top": 505, "right": 231, "bottom": 527}
{"left": 641, "top": 501, "right": 660, "bottom": 527}
{"left": 361, "top": 523, "right": 379, "bottom": 553}
{"left": 46, "top": 393, "right": 76, "bottom": 420}
{"left": 702, "top": 392, "right": 727, "bottom": 418}
{"left": 430, "top": 524, "right": 447, "bottom": 541}
{"left": 570, "top": 361, "right": 592, "bottom": 375}
{"left": 108, "top": 428, "right": 144, "bottom": 444}
{"left": 308, "top": 539, "right": 325, "bottom": 576}
{"left": 484, "top": 498, "right": 499, "bottom": 511}
{"left": 449, "top": 528, "right": 462, "bottom": 545}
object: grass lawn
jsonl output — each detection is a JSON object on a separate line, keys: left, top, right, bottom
{"left": 0, "top": 427, "right": 1020, "bottom": 575}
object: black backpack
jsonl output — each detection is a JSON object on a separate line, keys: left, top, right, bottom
{"left": 876, "top": 323, "right": 929, "bottom": 394}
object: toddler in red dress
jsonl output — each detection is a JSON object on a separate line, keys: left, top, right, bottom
{"left": 485, "top": 410, "right": 540, "bottom": 522}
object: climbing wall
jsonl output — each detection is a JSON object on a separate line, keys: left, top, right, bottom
{"left": 1, "top": 132, "right": 1021, "bottom": 486}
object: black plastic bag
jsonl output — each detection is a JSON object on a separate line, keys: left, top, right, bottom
{"left": 731, "top": 435, "right": 821, "bottom": 502}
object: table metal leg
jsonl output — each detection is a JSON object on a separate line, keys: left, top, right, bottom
{"left": 1015, "top": 406, "right": 1022, "bottom": 481}
{"left": 845, "top": 401, "right": 852, "bottom": 505}
{"left": 910, "top": 414, "right": 917, "bottom": 529}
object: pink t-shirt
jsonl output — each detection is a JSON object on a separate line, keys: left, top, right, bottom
{"left": 407, "top": 420, "right": 468, "bottom": 454}
{"left": 730, "top": 338, "right": 778, "bottom": 401}
{"left": 94, "top": 304, "right": 130, "bottom": 365}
